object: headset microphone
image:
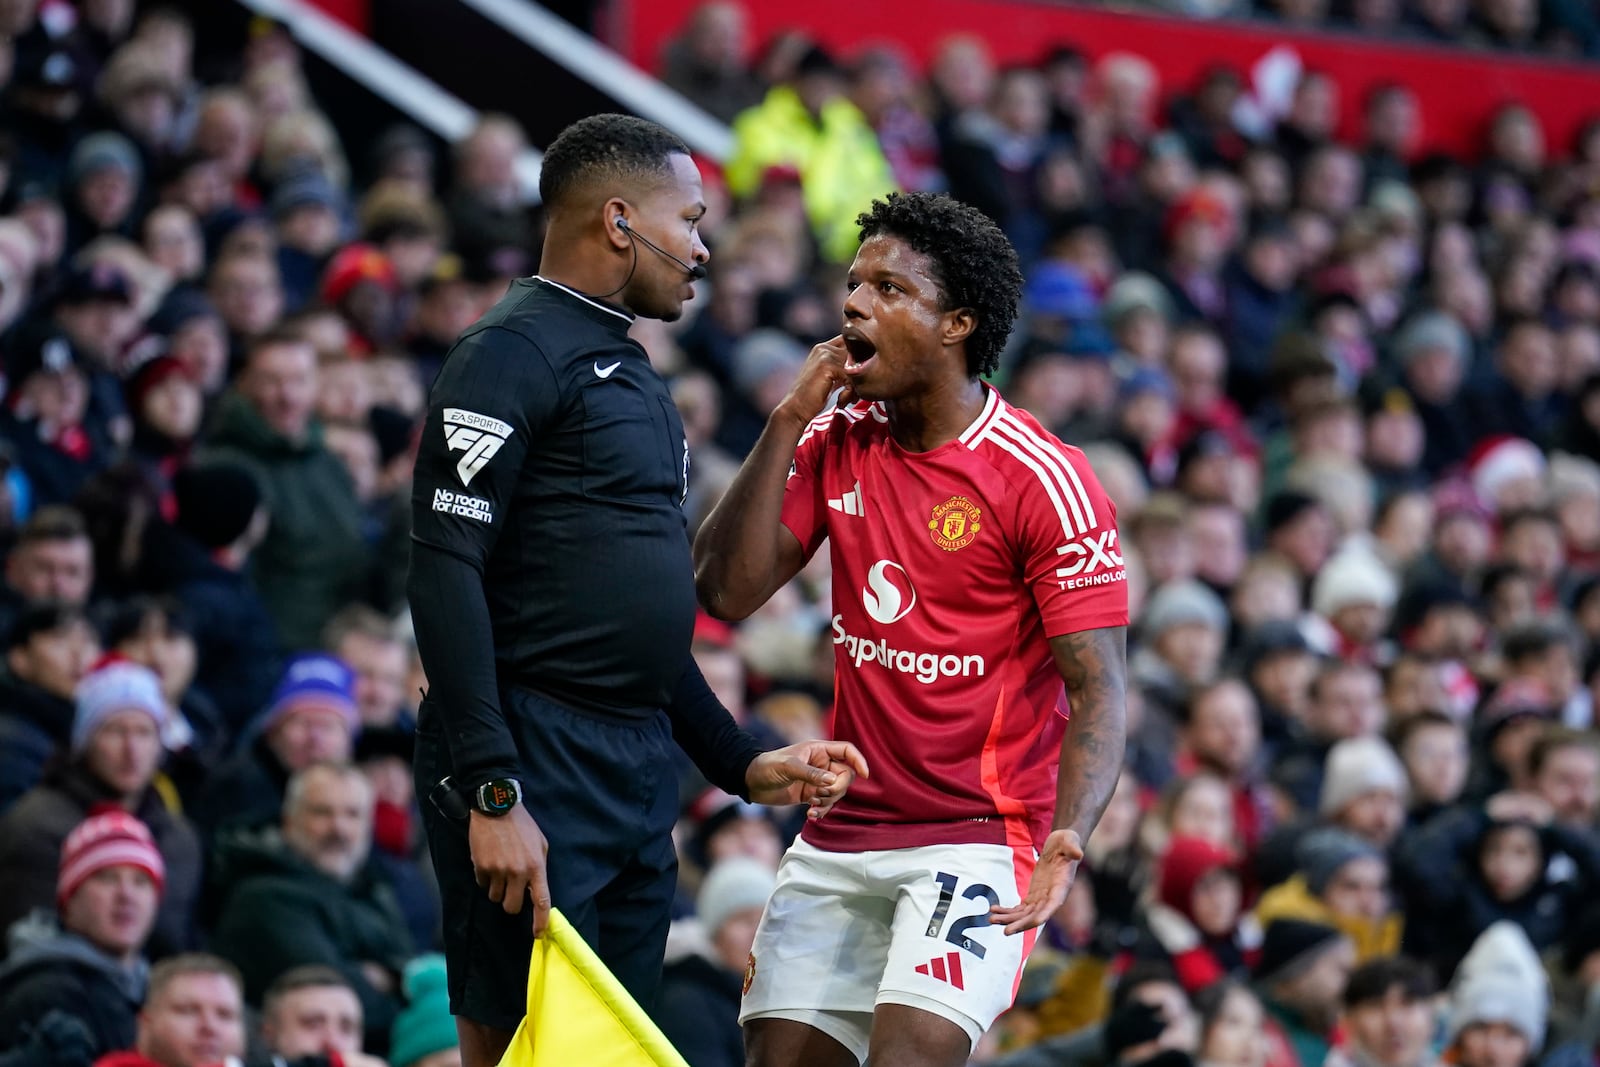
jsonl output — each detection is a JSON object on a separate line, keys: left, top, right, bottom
{"left": 616, "top": 217, "right": 708, "bottom": 280}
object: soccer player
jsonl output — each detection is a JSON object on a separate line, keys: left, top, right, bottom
{"left": 694, "top": 191, "right": 1129, "bottom": 1067}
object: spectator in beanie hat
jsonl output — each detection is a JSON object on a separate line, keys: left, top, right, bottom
{"left": 1256, "top": 828, "right": 1402, "bottom": 962}
{"left": 273, "top": 165, "right": 347, "bottom": 313}
{"left": 1129, "top": 836, "right": 1260, "bottom": 994}
{"left": 0, "top": 658, "right": 202, "bottom": 957}
{"left": 1445, "top": 923, "right": 1547, "bottom": 1067}
{"left": 1253, "top": 919, "right": 1356, "bottom": 1067}
{"left": 1132, "top": 579, "right": 1229, "bottom": 715}
{"left": 64, "top": 132, "right": 142, "bottom": 256}
{"left": 193, "top": 653, "right": 357, "bottom": 836}
{"left": 0, "top": 603, "right": 103, "bottom": 812}
{"left": 1309, "top": 546, "right": 1400, "bottom": 665}
{"left": 320, "top": 243, "right": 401, "bottom": 355}
{"left": 0, "top": 811, "right": 165, "bottom": 1056}
{"left": 389, "top": 956, "right": 457, "bottom": 1067}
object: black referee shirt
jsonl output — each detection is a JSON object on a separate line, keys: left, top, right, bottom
{"left": 410, "top": 277, "right": 696, "bottom": 717}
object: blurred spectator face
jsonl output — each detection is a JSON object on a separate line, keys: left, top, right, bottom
{"left": 1171, "top": 775, "right": 1235, "bottom": 844}
{"left": 1251, "top": 651, "right": 1318, "bottom": 723}
{"left": 1558, "top": 325, "right": 1600, "bottom": 393}
{"left": 1245, "top": 231, "right": 1298, "bottom": 292}
{"left": 1455, "top": 1022, "right": 1530, "bottom": 1067}
{"left": 117, "top": 611, "right": 197, "bottom": 705}
{"left": 1365, "top": 407, "right": 1424, "bottom": 472}
{"left": 263, "top": 984, "right": 362, "bottom": 1057}
{"left": 241, "top": 339, "right": 318, "bottom": 442}
{"left": 1089, "top": 771, "right": 1141, "bottom": 857}
{"left": 1096, "top": 54, "right": 1159, "bottom": 134}
{"left": 1170, "top": 331, "right": 1226, "bottom": 413}
{"left": 1311, "top": 666, "right": 1384, "bottom": 741}
{"left": 57, "top": 296, "right": 139, "bottom": 367}
{"left": 1300, "top": 148, "right": 1362, "bottom": 220}
{"left": 1186, "top": 681, "right": 1260, "bottom": 778}
{"left": 1125, "top": 978, "right": 1202, "bottom": 1059}
{"left": 1428, "top": 223, "right": 1476, "bottom": 276}
{"left": 337, "top": 632, "right": 408, "bottom": 728}
{"left": 1278, "top": 939, "right": 1356, "bottom": 1028}
{"left": 1232, "top": 562, "right": 1302, "bottom": 631}
{"left": 1479, "top": 824, "right": 1540, "bottom": 902}
{"left": 1500, "top": 515, "right": 1564, "bottom": 584}
{"left": 170, "top": 315, "right": 229, "bottom": 394}
{"left": 278, "top": 202, "right": 341, "bottom": 258}
{"left": 1190, "top": 868, "right": 1242, "bottom": 938}
{"left": 1289, "top": 75, "right": 1339, "bottom": 141}
{"left": 211, "top": 254, "right": 285, "bottom": 337}
{"left": 1498, "top": 322, "right": 1558, "bottom": 398}
{"left": 1272, "top": 505, "right": 1335, "bottom": 577}
{"left": 195, "top": 95, "right": 259, "bottom": 181}
{"left": 0, "top": 0, "right": 37, "bottom": 36}
{"left": 1401, "top": 719, "right": 1469, "bottom": 806}
{"left": 138, "top": 972, "right": 246, "bottom": 1067}
{"left": 1364, "top": 88, "right": 1419, "bottom": 158}
{"left": 1434, "top": 513, "right": 1492, "bottom": 576}
{"left": 1188, "top": 505, "right": 1247, "bottom": 590}
{"left": 1322, "top": 855, "right": 1390, "bottom": 921}
{"left": 144, "top": 205, "right": 205, "bottom": 281}
{"left": 1374, "top": 492, "right": 1431, "bottom": 567}
{"left": 7, "top": 533, "right": 93, "bottom": 604}
{"left": 79, "top": 166, "right": 138, "bottom": 230}
{"left": 1344, "top": 984, "right": 1433, "bottom": 1067}
{"left": 417, "top": 279, "right": 479, "bottom": 345}
{"left": 1157, "top": 622, "right": 1225, "bottom": 686}
{"left": 268, "top": 704, "right": 353, "bottom": 771}
{"left": 1331, "top": 602, "right": 1390, "bottom": 648}
{"left": 1242, "top": 151, "right": 1292, "bottom": 214}
{"left": 686, "top": 1, "right": 748, "bottom": 72}
{"left": 84, "top": 0, "right": 135, "bottom": 39}
{"left": 1555, "top": 277, "right": 1600, "bottom": 329}
{"left": 707, "top": 813, "right": 782, "bottom": 870}
{"left": 65, "top": 864, "right": 158, "bottom": 958}
{"left": 1199, "top": 986, "right": 1266, "bottom": 1067}
{"left": 930, "top": 36, "right": 995, "bottom": 114}
{"left": 1533, "top": 740, "right": 1600, "bottom": 827}
{"left": 140, "top": 372, "right": 204, "bottom": 442}
{"left": 993, "top": 69, "right": 1050, "bottom": 140}
{"left": 1340, "top": 788, "right": 1405, "bottom": 846}
{"left": 8, "top": 618, "right": 100, "bottom": 699}
{"left": 712, "top": 903, "right": 765, "bottom": 973}
{"left": 284, "top": 767, "right": 373, "bottom": 882}
{"left": 317, "top": 359, "right": 371, "bottom": 425}
{"left": 459, "top": 122, "right": 523, "bottom": 205}
{"left": 1116, "top": 308, "right": 1170, "bottom": 365}
{"left": 1435, "top": 270, "right": 1493, "bottom": 335}
{"left": 84, "top": 709, "right": 163, "bottom": 798}
{"left": 695, "top": 641, "right": 745, "bottom": 719}
{"left": 166, "top": 156, "right": 233, "bottom": 218}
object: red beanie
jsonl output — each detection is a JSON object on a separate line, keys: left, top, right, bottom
{"left": 1158, "top": 835, "right": 1237, "bottom": 922}
{"left": 57, "top": 810, "right": 166, "bottom": 911}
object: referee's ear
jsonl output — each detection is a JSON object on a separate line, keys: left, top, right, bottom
{"left": 603, "top": 197, "right": 632, "bottom": 250}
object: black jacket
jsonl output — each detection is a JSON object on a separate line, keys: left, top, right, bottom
{"left": 0, "top": 671, "right": 75, "bottom": 814}
{"left": 0, "top": 915, "right": 146, "bottom": 1059}
{"left": 652, "top": 954, "right": 744, "bottom": 1067}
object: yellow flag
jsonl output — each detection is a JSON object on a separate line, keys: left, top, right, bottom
{"left": 496, "top": 908, "right": 690, "bottom": 1067}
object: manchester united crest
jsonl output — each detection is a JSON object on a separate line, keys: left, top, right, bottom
{"left": 929, "top": 496, "right": 982, "bottom": 551}
{"left": 743, "top": 952, "right": 757, "bottom": 996}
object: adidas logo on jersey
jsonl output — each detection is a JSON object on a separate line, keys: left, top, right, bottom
{"left": 828, "top": 480, "right": 864, "bottom": 516}
{"left": 914, "top": 952, "right": 965, "bottom": 990}
{"left": 443, "top": 408, "right": 513, "bottom": 487}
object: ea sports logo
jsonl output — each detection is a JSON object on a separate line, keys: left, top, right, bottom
{"left": 862, "top": 560, "right": 916, "bottom": 625}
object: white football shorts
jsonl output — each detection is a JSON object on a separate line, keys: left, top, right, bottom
{"left": 738, "top": 837, "right": 1039, "bottom": 1064}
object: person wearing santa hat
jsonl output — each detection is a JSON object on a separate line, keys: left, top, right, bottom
{"left": 0, "top": 810, "right": 166, "bottom": 1057}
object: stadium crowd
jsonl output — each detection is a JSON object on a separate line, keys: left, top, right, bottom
{"left": 1, "top": 0, "right": 1600, "bottom": 1065}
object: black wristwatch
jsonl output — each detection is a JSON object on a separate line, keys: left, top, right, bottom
{"left": 473, "top": 778, "right": 523, "bottom": 817}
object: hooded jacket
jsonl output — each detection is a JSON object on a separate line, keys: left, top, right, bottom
{"left": 197, "top": 393, "right": 370, "bottom": 652}
{"left": 0, "top": 913, "right": 147, "bottom": 1058}
{"left": 0, "top": 669, "right": 77, "bottom": 813}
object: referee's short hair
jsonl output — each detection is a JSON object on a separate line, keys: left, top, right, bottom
{"left": 538, "top": 114, "right": 691, "bottom": 212}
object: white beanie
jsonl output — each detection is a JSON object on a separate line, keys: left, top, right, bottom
{"left": 1470, "top": 437, "right": 1546, "bottom": 513}
{"left": 1319, "top": 736, "right": 1408, "bottom": 816}
{"left": 1142, "top": 579, "right": 1229, "bottom": 640}
{"left": 1448, "top": 922, "right": 1548, "bottom": 1048}
{"left": 1311, "top": 547, "right": 1399, "bottom": 618}
{"left": 697, "top": 857, "right": 776, "bottom": 939}
{"left": 71, "top": 659, "right": 169, "bottom": 755}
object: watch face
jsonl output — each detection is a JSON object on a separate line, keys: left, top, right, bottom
{"left": 481, "top": 780, "right": 519, "bottom": 814}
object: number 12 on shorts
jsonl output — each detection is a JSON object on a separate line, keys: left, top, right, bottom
{"left": 925, "top": 871, "right": 998, "bottom": 959}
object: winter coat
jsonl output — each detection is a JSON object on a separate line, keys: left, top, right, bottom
{"left": 0, "top": 762, "right": 202, "bottom": 958}
{"left": 651, "top": 953, "right": 744, "bottom": 1067}
{"left": 207, "top": 828, "right": 412, "bottom": 1052}
{"left": 1122, "top": 903, "right": 1263, "bottom": 994}
{"left": 0, "top": 671, "right": 76, "bottom": 814}
{"left": 135, "top": 518, "right": 281, "bottom": 733}
{"left": 0, "top": 914, "right": 147, "bottom": 1058}
{"left": 197, "top": 393, "right": 371, "bottom": 652}
{"left": 1255, "top": 874, "right": 1404, "bottom": 963}
{"left": 0, "top": 1010, "right": 96, "bottom": 1067}
{"left": 190, "top": 735, "right": 292, "bottom": 842}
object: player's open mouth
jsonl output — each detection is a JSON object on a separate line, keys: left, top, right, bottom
{"left": 843, "top": 334, "right": 877, "bottom": 375}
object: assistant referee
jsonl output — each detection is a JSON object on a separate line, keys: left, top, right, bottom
{"left": 407, "top": 114, "right": 867, "bottom": 1067}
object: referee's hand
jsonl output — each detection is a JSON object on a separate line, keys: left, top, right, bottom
{"left": 745, "top": 740, "right": 870, "bottom": 819}
{"left": 469, "top": 805, "right": 552, "bottom": 937}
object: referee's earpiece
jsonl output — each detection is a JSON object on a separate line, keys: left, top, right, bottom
{"left": 615, "top": 217, "right": 630, "bottom": 232}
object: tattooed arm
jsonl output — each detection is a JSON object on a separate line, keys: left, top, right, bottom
{"left": 991, "top": 624, "right": 1128, "bottom": 935}
{"left": 1049, "top": 626, "right": 1129, "bottom": 840}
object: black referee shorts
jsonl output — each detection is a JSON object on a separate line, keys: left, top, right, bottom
{"left": 414, "top": 687, "right": 680, "bottom": 1032}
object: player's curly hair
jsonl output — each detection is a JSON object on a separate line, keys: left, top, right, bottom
{"left": 539, "top": 113, "right": 690, "bottom": 211}
{"left": 856, "top": 192, "right": 1023, "bottom": 379}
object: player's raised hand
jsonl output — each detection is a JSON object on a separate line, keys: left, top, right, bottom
{"left": 745, "top": 740, "right": 870, "bottom": 818}
{"left": 990, "top": 828, "right": 1084, "bottom": 936}
{"left": 776, "top": 336, "right": 855, "bottom": 427}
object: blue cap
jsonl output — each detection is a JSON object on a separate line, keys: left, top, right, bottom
{"left": 1026, "top": 263, "right": 1099, "bottom": 322}
{"left": 263, "top": 653, "right": 358, "bottom": 733}
{"left": 1119, "top": 367, "right": 1176, "bottom": 403}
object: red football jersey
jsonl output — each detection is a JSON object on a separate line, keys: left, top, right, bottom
{"left": 783, "top": 387, "right": 1129, "bottom": 855}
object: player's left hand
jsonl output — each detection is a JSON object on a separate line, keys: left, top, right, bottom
{"left": 990, "top": 828, "right": 1084, "bottom": 936}
{"left": 746, "top": 741, "right": 870, "bottom": 820}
